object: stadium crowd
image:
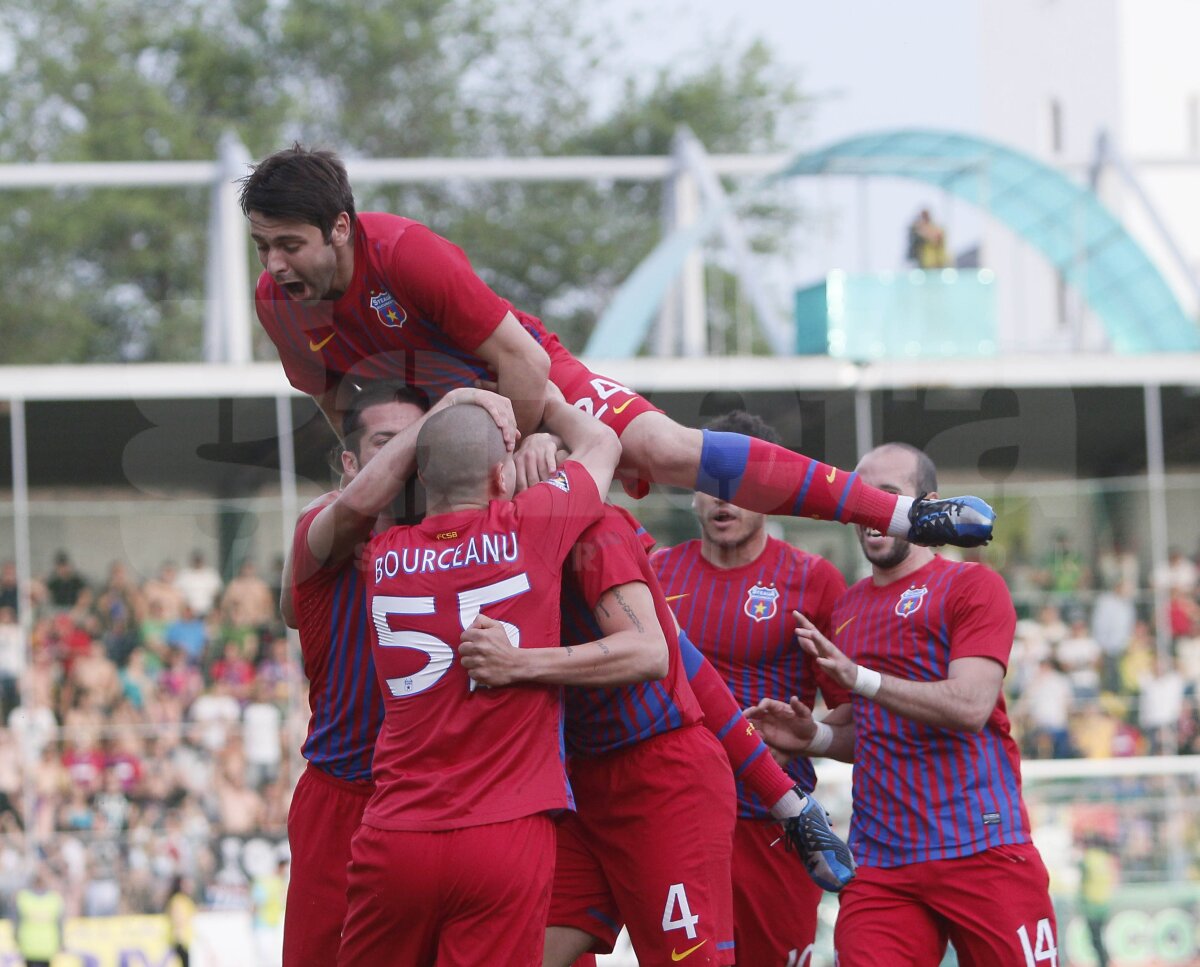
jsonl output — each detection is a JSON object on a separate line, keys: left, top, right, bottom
{"left": 0, "top": 528, "right": 1196, "bottom": 926}
{"left": 0, "top": 550, "right": 298, "bottom": 927}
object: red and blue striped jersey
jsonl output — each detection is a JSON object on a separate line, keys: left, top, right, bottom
{"left": 833, "top": 556, "right": 1030, "bottom": 868}
{"left": 560, "top": 506, "right": 702, "bottom": 757}
{"left": 652, "top": 536, "right": 846, "bottom": 819}
{"left": 290, "top": 497, "right": 382, "bottom": 784}
{"left": 362, "top": 462, "right": 603, "bottom": 831}
{"left": 255, "top": 212, "right": 570, "bottom": 399}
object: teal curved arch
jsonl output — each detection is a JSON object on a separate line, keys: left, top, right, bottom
{"left": 585, "top": 129, "right": 1199, "bottom": 356}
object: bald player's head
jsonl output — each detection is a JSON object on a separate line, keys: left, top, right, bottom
{"left": 416, "top": 403, "right": 510, "bottom": 503}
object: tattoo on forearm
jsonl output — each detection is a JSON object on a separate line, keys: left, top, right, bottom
{"left": 596, "top": 602, "right": 610, "bottom": 618}
{"left": 612, "top": 589, "right": 645, "bottom": 633}
{"left": 597, "top": 642, "right": 610, "bottom": 656}
{"left": 564, "top": 646, "right": 574, "bottom": 658}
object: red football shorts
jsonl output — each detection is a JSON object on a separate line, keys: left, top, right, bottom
{"left": 730, "top": 817, "right": 824, "bottom": 966}
{"left": 548, "top": 725, "right": 737, "bottom": 966}
{"left": 283, "top": 764, "right": 373, "bottom": 967}
{"left": 338, "top": 815, "right": 555, "bottom": 967}
{"left": 835, "top": 841, "right": 1058, "bottom": 967}
{"left": 549, "top": 351, "right": 662, "bottom": 437}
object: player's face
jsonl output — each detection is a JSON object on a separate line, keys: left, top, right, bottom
{"left": 249, "top": 212, "right": 349, "bottom": 302}
{"left": 854, "top": 448, "right": 919, "bottom": 570}
{"left": 343, "top": 401, "right": 426, "bottom": 477}
{"left": 693, "top": 492, "right": 765, "bottom": 551}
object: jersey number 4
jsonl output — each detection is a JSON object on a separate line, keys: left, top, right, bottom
{"left": 371, "top": 574, "right": 530, "bottom": 697}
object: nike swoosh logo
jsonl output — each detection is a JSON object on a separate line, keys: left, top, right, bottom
{"left": 672, "top": 940, "right": 708, "bottom": 961}
{"left": 665, "top": 593, "right": 689, "bottom": 602}
{"left": 835, "top": 616, "right": 856, "bottom": 635}
{"left": 612, "top": 397, "right": 635, "bottom": 415}
{"left": 309, "top": 332, "right": 335, "bottom": 352}
{"left": 825, "top": 466, "right": 837, "bottom": 484}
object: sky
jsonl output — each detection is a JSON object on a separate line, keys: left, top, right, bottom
{"left": 592, "top": 0, "right": 986, "bottom": 282}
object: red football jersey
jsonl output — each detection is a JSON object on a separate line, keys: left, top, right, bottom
{"left": 362, "top": 461, "right": 603, "bottom": 832}
{"left": 255, "top": 212, "right": 568, "bottom": 398}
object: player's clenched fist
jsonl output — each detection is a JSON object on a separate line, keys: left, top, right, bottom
{"left": 459, "top": 614, "right": 525, "bottom": 687}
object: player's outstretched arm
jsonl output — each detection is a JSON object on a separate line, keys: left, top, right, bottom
{"left": 538, "top": 399, "right": 620, "bottom": 497}
{"left": 459, "top": 581, "right": 668, "bottom": 688}
{"left": 306, "top": 388, "right": 516, "bottom": 567}
{"left": 472, "top": 311, "right": 551, "bottom": 440}
{"left": 745, "top": 697, "right": 856, "bottom": 763}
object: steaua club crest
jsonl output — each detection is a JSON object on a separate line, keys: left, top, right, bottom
{"left": 895, "top": 585, "right": 928, "bottom": 618}
{"left": 744, "top": 582, "right": 780, "bottom": 623}
{"left": 370, "top": 290, "right": 407, "bottom": 329}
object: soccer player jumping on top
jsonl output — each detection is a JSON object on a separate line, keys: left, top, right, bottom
{"left": 240, "top": 144, "right": 995, "bottom": 549}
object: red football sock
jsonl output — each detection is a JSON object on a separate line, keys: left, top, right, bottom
{"left": 697, "top": 431, "right": 897, "bottom": 530}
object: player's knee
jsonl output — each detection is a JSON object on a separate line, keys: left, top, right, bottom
{"left": 623, "top": 415, "right": 701, "bottom": 478}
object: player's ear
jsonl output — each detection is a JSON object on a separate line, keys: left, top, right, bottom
{"left": 489, "top": 459, "right": 509, "bottom": 499}
{"left": 341, "top": 448, "right": 359, "bottom": 477}
{"left": 331, "top": 212, "right": 352, "bottom": 246}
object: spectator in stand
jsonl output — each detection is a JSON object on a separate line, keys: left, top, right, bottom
{"left": 210, "top": 641, "right": 255, "bottom": 704}
{"left": 1021, "top": 657, "right": 1075, "bottom": 758}
{"left": 95, "top": 561, "right": 145, "bottom": 632}
{"left": 1096, "top": 539, "right": 1140, "bottom": 592}
{"left": 0, "top": 731, "right": 23, "bottom": 829}
{"left": 177, "top": 551, "right": 223, "bottom": 618}
{"left": 1038, "top": 532, "right": 1090, "bottom": 599}
{"left": 62, "top": 640, "right": 120, "bottom": 713}
{"left": 1154, "top": 547, "right": 1197, "bottom": 596}
{"left": 164, "top": 606, "right": 207, "bottom": 666}
{"left": 1138, "top": 652, "right": 1185, "bottom": 754}
{"left": 0, "top": 562, "right": 20, "bottom": 613}
{"left": 44, "top": 552, "right": 88, "bottom": 613}
{"left": 243, "top": 683, "right": 282, "bottom": 789}
{"left": 1070, "top": 698, "right": 1120, "bottom": 759}
{"left": 254, "top": 635, "right": 298, "bottom": 708}
{"left": 215, "top": 765, "right": 264, "bottom": 836}
{"left": 1119, "top": 622, "right": 1156, "bottom": 695}
{"left": 118, "top": 648, "right": 157, "bottom": 714}
{"left": 1091, "top": 578, "right": 1137, "bottom": 694}
{"left": 1168, "top": 586, "right": 1199, "bottom": 640}
{"left": 1056, "top": 617, "right": 1102, "bottom": 701}
{"left": 219, "top": 560, "right": 276, "bottom": 643}
{"left": 61, "top": 733, "right": 105, "bottom": 796}
{"left": 0, "top": 607, "right": 23, "bottom": 720}
{"left": 158, "top": 647, "right": 204, "bottom": 716}
{"left": 142, "top": 561, "right": 186, "bottom": 624}
{"left": 191, "top": 680, "right": 241, "bottom": 754}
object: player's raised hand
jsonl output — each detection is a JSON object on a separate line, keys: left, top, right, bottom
{"left": 793, "top": 610, "right": 858, "bottom": 691}
{"left": 745, "top": 696, "right": 818, "bottom": 756}
{"left": 459, "top": 614, "right": 525, "bottom": 687}
{"left": 433, "top": 387, "right": 519, "bottom": 452}
{"left": 511, "top": 433, "right": 561, "bottom": 493}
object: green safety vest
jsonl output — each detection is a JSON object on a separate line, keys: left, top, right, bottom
{"left": 15, "top": 888, "right": 63, "bottom": 959}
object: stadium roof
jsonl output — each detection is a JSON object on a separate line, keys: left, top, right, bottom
{"left": 1, "top": 353, "right": 1199, "bottom": 404}
{"left": 587, "top": 128, "right": 1200, "bottom": 356}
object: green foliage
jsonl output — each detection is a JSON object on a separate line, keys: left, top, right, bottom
{"left": 0, "top": 0, "right": 804, "bottom": 362}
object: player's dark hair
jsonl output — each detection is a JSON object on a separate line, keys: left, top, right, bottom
{"left": 341, "top": 381, "right": 430, "bottom": 457}
{"left": 238, "top": 143, "right": 356, "bottom": 242}
{"left": 703, "top": 409, "right": 782, "bottom": 447}
{"left": 877, "top": 442, "right": 939, "bottom": 495}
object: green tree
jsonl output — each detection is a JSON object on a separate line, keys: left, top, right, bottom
{"left": 0, "top": 0, "right": 804, "bottom": 362}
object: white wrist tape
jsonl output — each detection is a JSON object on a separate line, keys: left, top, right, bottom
{"left": 852, "top": 665, "right": 883, "bottom": 698}
{"left": 807, "top": 720, "right": 834, "bottom": 755}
